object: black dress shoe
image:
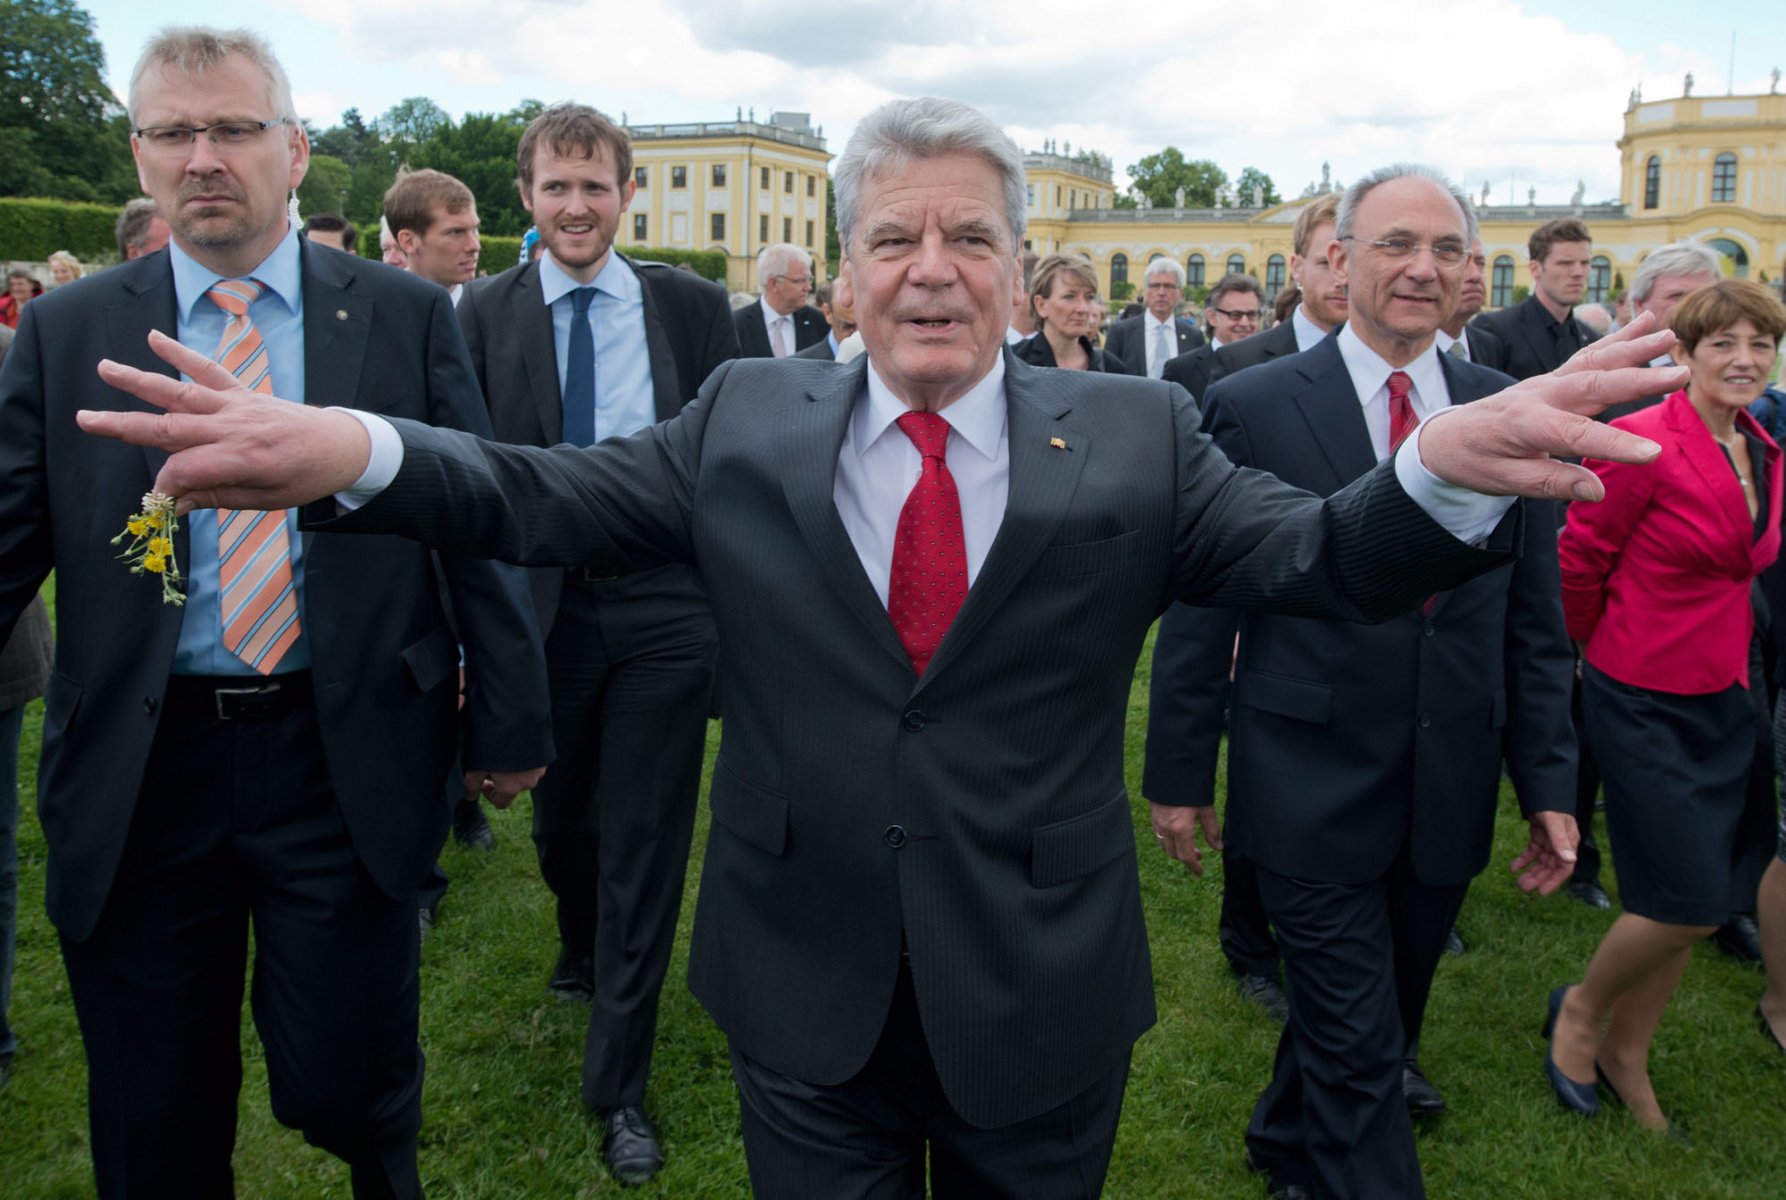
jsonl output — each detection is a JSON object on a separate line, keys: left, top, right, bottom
{"left": 1402, "top": 1059, "right": 1447, "bottom": 1116}
{"left": 1236, "top": 972, "right": 1290, "bottom": 1023}
{"left": 548, "top": 949, "right": 595, "bottom": 1003}
{"left": 1565, "top": 879, "right": 1612, "bottom": 910}
{"left": 601, "top": 1105, "right": 665, "bottom": 1185}
{"left": 451, "top": 798, "right": 496, "bottom": 851}
{"left": 1713, "top": 915, "right": 1762, "bottom": 964}
{"left": 1542, "top": 985, "right": 1597, "bottom": 1116}
{"left": 1443, "top": 927, "right": 1467, "bottom": 956}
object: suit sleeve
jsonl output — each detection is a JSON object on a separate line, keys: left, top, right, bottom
{"left": 1557, "top": 451, "right": 1657, "bottom": 643}
{"left": 419, "top": 289, "right": 554, "bottom": 771}
{"left": 1500, "top": 497, "right": 1578, "bottom": 817}
{"left": 0, "top": 302, "right": 53, "bottom": 645}
{"left": 696, "top": 285, "right": 742, "bottom": 387}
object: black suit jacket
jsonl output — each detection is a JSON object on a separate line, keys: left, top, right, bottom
{"left": 0, "top": 244, "right": 553, "bottom": 940}
{"left": 332, "top": 350, "right": 1517, "bottom": 1126}
{"left": 1103, "top": 313, "right": 1204, "bottom": 376}
{"left": 1161, "top": 341, "right": 1219, "bottom": 401}
{"left": 735, "top": 299, "right": 827, "bottom": 358}
{"left": 1144, "top": 337, "right": 1574, "bottom": 887}
{"left": 1203, "top": 319, "right": 1303, "bottom": 391}
{"left": 794, "top": 336, "right": 837, "bottom": 361}
{"left": 1471, "top": 294, "right": 1597, "bottom": 380}
{"left": 457, "top": 253, "right": 737, "bottom": 635}
{"left": 1462, "top": 322, "right": 1508, "bottom": 374}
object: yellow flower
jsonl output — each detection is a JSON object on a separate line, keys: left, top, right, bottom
{"left": 126, "top": 517, "right": 149, "bottom": 537}
{"left": 143, "top": 509, "right": 167, "bottom": 531}
{"left": 148, "top": 536, "right": 173, "bottom": 557}
{"left": 143, "top": 554, "right": 166, "bottom": 574}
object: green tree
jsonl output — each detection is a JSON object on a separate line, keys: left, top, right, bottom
{"left": 1233, "top": 167, "right": 1281, "bottom": 207}
{"left": 377, "top": 96, "right": 452, "bottom": 157}
{"left": 296, "top": 153, "right": 353, "bottom": 219}
{"left": 0, "top": 0, "right": 137, "bottom": 201}
{"left": 413, "top": 110, "right": 530, "bottom": 236}
{"left": 1124, "top": 148, "right": 1226, "bottom": 209}
{"left": 312, "top": 107, "right": 384, "bottom": 169}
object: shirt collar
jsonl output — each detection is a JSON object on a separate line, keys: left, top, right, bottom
{"left": 854, "top": 353, "right": 1008, "bottom": 463}
{"left": 539, "top": 249, "right": 636, "bottom": 306}
{"left": 1291, "top": 305, "right": 1328, "bottom": 353}
{"left": 170, "top": 224, "right": 303, "bottom": 322}
{"left": 1337, "top": 322, "right": 1449, "bottom": 409}
{"left": 1145, "top": 312, "right": 1176, "bottom": 333}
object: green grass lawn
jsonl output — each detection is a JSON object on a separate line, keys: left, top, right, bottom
{"left": 2, "top": 622, "right": 1781, "bottom": 1197}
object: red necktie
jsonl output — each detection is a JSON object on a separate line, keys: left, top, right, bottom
{"left": 1387, "top": 370, "right": 1417, "bottom": 453}
{"left": 887, "top": 412, "right": 968, "bottom": 677}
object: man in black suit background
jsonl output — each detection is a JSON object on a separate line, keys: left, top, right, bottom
{"left": 455, "top": 101, "right": 736, "bottom": 1187}
{"left": 794, "top": 281, "right": 856, "bottom": 360}
{"left": 88, "top": 99, "right": 1682, "bottom": 1197}
{"left": 734, "top": 242, "right": 826, "bottom": 357}
{"left": 1103, "top": 257, "right": 1204, "bottom": 376}
{"left": 0, "top": 27, "right": 551, "bottom": 1197}
{"left": 1436, "top": 239, "right": 1508, "bottom": 370}
{"left": 1162, "top": 272, "right": 1264, "bottom": 399}
{"left": 1201, "top": 194, "right": 1349, "bottom": 390}
{"left": 1151, "top": 165, "right": 1578, "bottom": 1200}
{"left": 1472, "top": 217, "right": 1598, "bottom": 379}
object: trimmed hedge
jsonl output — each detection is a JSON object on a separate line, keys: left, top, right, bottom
{"left": 1, "top": 197, "right": 124, "bottom": 264}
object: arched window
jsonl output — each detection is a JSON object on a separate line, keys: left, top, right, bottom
{"left": 1707, "top": 237, "right": 1750, "bottom": 277}
{"left": 1265, "top": 254, "right": 1287, "bottom": 301}
{"left": 1110, "top": 253, "right": 1129, "bottom": 288}
{"left": 1712, "top": 152, "right": 1737, "bottom": 203}
{"left": 1491, "top": 255, "right": 1515, "bottom": 308}
{"left": 1644, "top": 156, "right": 1660, "bottom": 209}
{"left": 1226, "top": 253, "right": 1246, "bottom": 277}
{"left": 1588, "top": 256, "right": 1611, "bottom": 303}
{"left": 1186, "top": 254, "right": 1205, "bottom": 289}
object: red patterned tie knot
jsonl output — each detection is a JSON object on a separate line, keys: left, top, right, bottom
{"left": 897, "top": 410, "right": 951, "bottom": 459}
{"left": 1387, "top": 370, "right": 1417, "bottom": 453}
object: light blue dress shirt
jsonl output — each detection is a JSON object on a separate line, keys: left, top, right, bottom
{"left": 538, "top": 251, "right": 656, "bottom": 442}
{"left": 168, "top": 227, "right": 310, "bottom": 674}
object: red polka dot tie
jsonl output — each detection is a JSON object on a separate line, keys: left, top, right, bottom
{"left": 1387, "top": 370, "right": 1417, "bottom": 453}
{"left": 888, "top": 411, "right": 968, "bottom": 677}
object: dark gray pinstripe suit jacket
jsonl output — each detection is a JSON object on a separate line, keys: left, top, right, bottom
{"left": 327, "top": 349, "right": 1513, "bottom": 1127}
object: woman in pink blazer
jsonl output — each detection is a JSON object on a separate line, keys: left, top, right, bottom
{"left": 1546, "top": 279, "right": 1786, "bottom": 1131}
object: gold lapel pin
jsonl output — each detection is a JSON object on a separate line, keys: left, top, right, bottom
{"left": 1049, "top": 436, "right": 1068, "bottom": 450}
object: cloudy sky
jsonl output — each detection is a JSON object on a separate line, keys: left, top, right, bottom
{"left": 85, "top": 0, "right": 1783, "bottom": 206}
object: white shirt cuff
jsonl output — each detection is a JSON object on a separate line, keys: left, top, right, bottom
{"left": 1393, "top": 409, "right": 1515, "bottom": 545}
{"left": 330, "top": 409, "right": 404, "bottom": 512}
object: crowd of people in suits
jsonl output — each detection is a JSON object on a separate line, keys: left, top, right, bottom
{"left": 2, "top": 21, "right": 1784, "bottom": 1200}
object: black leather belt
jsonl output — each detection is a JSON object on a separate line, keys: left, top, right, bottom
{"left": 165, "top": 672, "right": 314, "bottom": 721}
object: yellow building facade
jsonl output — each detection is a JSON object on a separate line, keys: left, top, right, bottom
{"left": 616, "top": 112, "right": 831, "bottom": 292}
{"left": 1028, "top": 88, "right": 1786, "bottom": 313}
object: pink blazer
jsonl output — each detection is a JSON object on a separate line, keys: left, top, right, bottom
{"left": 1560, "top": 390, "right": 1782, "bottom": 694}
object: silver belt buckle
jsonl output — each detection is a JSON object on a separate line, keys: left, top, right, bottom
{"left": 214, "top": 684, "right": 267, "bottom": 720}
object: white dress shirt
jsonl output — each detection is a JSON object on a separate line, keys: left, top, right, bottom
{"left": 763, "top": 303, "right": 794, "bottom": 356}
{"left": 1291, "top": 306, "right": 1329, "bottom": 353}
{"left": 1434, "top": 327, "right": 1470, "bottom": 362}
{"left": 1145, "top": 313, "right": 1178, "bottom": 377}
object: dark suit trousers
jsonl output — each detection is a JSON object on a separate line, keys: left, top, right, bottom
{"left": 730, "top": 959, "right": 1128, "bottom": 1199}
{"left": 1220, "top": 849, "right": 1280, "bottom": 979}
{"left": 58, "top": 695, "right": 423, "bottom": 1199}
{"left": 530, "top": 576, "right": 716, "bottom": 1109}
{"left": 1247, "top": 848, "right": 1468, "bottom": 1200}
{"left": 1568, "top": 674, "right": 1606, "bottom": 885}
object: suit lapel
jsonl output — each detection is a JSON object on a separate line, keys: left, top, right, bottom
{"left": 629, "top": 259, "right": 685, "bottom": 421}
{"left": 918, "top": 356, "right": 1087, "bottom": 689}
{"left": 301, "top": 243, "right": 372, "bottom": 413}
{"left": 1287, "top": 340, "right": 1377, "bottom": 490}
{"left": 738, "top": 301, "right": 768, "bottom": 357}
{"left": 1519, "top": 299, "right": 1559, "bottom": 373}
{"left": 106, "top": 259, "right": 181, "bottom": 486}
{"left": 780, "top": 360, "right": 913, "bottom": 673}
{"left": 508, "top": 264, "right": 565, "bottom": 444}
{"left": 1176, "top": 318, "right": 1199, "bottom": 356}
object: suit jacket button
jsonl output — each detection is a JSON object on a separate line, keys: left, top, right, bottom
{"left": 883, "top": 825, "right": 908, "bottom": 849}
{"left": 902, "top": 710, "right": 926, "bottom": 732}
{"left": 1418, "top": 713, "right": 1432, "bottom": 728}
{"left": 143, "top": 696, "right": 157, "bottom": 715}
{"left": 1423, "top": 623, "right": 1436, "bottom": 637}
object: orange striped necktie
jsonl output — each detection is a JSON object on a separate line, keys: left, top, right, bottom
{"left": 206, "top": 280, "right": 301, "bottom": 675}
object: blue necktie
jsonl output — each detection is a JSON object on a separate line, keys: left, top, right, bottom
{"left": 564, "top": 286, "right": 597, "bottom": 446}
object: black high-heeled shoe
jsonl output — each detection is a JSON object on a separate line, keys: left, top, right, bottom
{"left": 1760, "top": 1002, "right": 1786, "bottom": 1055}
{"left": 1543, "top": 985, "right": 1598, "bottom": 1116}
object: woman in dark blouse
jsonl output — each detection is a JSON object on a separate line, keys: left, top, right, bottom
{"left": 1014, "top": 254, "right": 1112, "bottom": 372}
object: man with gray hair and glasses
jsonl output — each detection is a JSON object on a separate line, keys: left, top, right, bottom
{"left": 85, "top": 96, "right": 1683, "bottom": 1195}
{"left": 0, "top": 26, "right": 550, "bottom": 1197}
{"left": 736, "top": 241, "right": 826, "bottom": 357}
{"left": 1105, "top": 256, "right": 1204, "bottom": 376}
